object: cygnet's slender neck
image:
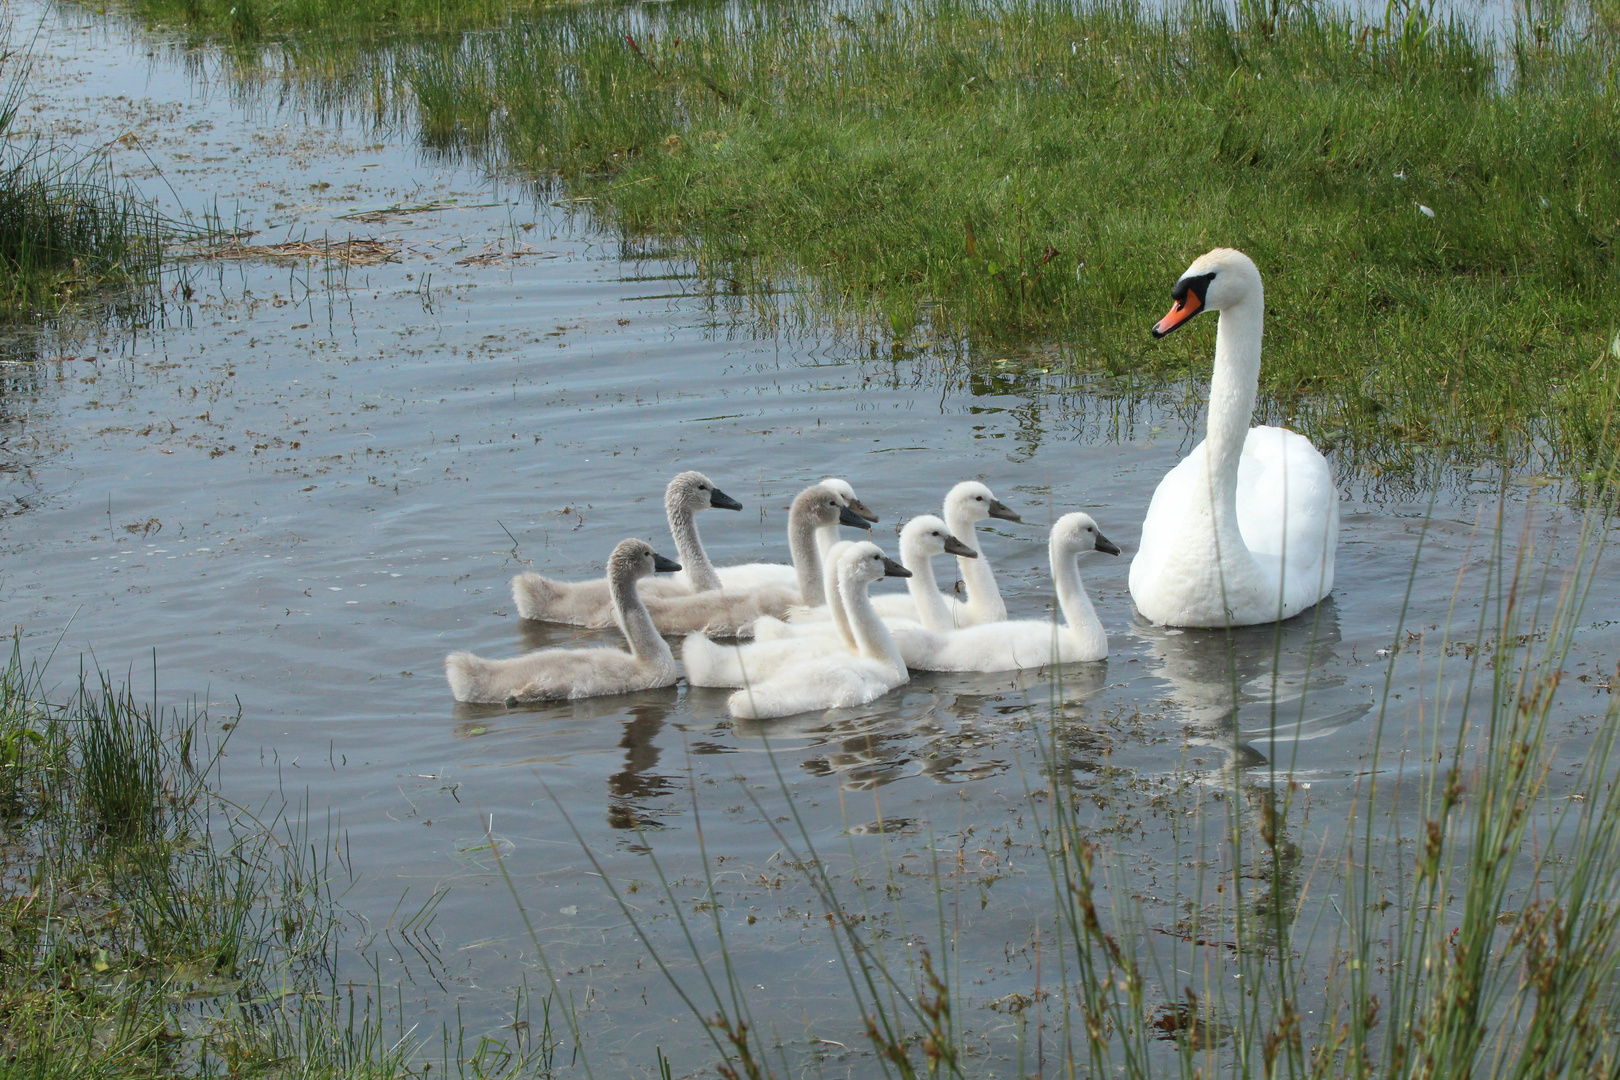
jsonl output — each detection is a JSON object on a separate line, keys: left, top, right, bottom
{"left": 901, "top": 535, "right": 955, "bottom": 632}
{"left": 610, "top": 562, "right": 672, "bottom": 663}
{"left": 788, "top": 498, "right": 825, "bottom": 605}
{"left": 945, "top": 505, "right": 1004, "bottom": 624}
{"left": 814, "top": 522, "right": 840, "bottom": 567}
{"left": 1203, "top": 290, "right": 1264, "bottom": 539}
{"left": 1049, "top": 538, "right": 1102, "bottom": 649}
{"left": 821, "top": 542, "right": 857, "bottom": 650}
{"left": 838, "top": 566, "right": 904, "bottom": 674}
{"left": 667, "top": 501, "right": 721, "bottom": 592}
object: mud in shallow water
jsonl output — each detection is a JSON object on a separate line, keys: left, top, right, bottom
{"left": 5, "top": 3, "right": 1619, "bottom": 1074}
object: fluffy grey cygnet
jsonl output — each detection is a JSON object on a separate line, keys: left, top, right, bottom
{"left": 511, "top": 471, "right": 740, "bottom": 624}
{"left": 446, "top": 539, "right": 680, "bottom": 703}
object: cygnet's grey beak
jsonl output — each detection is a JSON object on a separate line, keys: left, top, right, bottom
{"left": 710, "top": 487, "right": 743, "bottom": 511}
{"left": 839, "top": 505, "right": 873, "bottom": 529}
{"left": 880, "top": 556, "right": 912, "bottom": 578}
{"left": 847, "top": 497, "right": 879, "bottom": 523}
{"left": 943, "top": 535, "right": 979, "bottom": 558}
{"left": 1093, "top": 531, "right": 1121, "bottom": 556}
{"left": 652, "top": 553, "right": 683, "bottom": 573}
{"left": 988, "top": 499, "right": 1022, "bottom": 523}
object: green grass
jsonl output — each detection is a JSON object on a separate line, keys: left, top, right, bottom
{"left": 114, "top": 0, "right": 565, "bottom": 44}
{"left": 0, "top": 42, "right": 161, "bottom": 320}
{"left": 391, "top": 0, "right": 1620, "bottom": 472}
{"left": 0, "top": 637, "right": 408, "bottom": 1078}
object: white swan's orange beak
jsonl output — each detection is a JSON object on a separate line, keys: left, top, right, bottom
{"left": 1152, "top": 292, "right": 1202, "bottom": 338}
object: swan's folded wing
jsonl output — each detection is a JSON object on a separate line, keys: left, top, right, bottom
{"left": 1235, "top": 426, "right": 1338, "bottom": 571}
{"left": 1129, "top": 444, "right": 1206, "bottom": 599}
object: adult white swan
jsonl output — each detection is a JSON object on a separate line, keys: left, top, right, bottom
{"left": 1129, "top": 248, "right": 1338, "bottom": 628}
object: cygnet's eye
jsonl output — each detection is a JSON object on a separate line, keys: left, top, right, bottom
{"left": 975, "top": 495, "right": 985, "bottom": 501}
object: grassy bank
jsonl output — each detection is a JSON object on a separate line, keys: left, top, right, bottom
{"left": 391, "top": 0, "right": 1620, "bottom": 470}
{"left": 0, "top": 638, "right": 413, "bottom": 1078}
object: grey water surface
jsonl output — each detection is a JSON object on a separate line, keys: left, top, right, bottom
{"left": 4, "top": 2, "right": 1616, "bottom": 1074}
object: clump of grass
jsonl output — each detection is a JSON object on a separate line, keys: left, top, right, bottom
{"left": 0, "top": 635, "right": 414, "bottom": 1078}
{"left": 0, "top": 45, "right": 161, "bottom": 320}
{"left": 395, "top": 0, "right": 1619, "bottom": 471}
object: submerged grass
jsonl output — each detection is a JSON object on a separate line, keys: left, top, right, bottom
{"left": 388, "top": 0, "right": 1620, "bottom": 470}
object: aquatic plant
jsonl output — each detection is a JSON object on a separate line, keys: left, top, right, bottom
{"left": 0, "top": 32, "right": 161, "bottom": 320}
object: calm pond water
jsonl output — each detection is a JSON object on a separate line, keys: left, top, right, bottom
{"left": 5, "top": 2, "right": 1617, "bottom": 1075}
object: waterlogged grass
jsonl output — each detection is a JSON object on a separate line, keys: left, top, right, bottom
{"left": 120, "top": 0, "right": 562, "bottom": 44}
{"left": 396, "top": 0, "right": 1620, "bottom": 470}
{"left": 560, "top": 499, "right": 1620, "bottom": 1078}
{"left": 0, "top": 39, "right": 160, "bottom": 319}
{"left": 0, "top": 638, "right": 414, "bottom": 1078}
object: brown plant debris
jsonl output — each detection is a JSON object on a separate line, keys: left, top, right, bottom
{"left": 193, "top": 236, "right": 401, "bottom": 266}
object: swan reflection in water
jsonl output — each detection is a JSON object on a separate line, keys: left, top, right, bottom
{"left": 1131, "top": 597, "right": 1369, "bottom": 946}
{"left": 450, "top": 667, "right": 681, "bottom": 831}
{"left": 726, "top": 662, "right": 1109, "bottom": 792}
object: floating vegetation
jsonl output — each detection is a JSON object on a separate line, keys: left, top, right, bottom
{"left": 189, "top": 234, "right": 402, "bottom": 266}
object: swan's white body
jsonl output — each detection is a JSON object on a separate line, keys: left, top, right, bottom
{"left": 894, "top": 513, "right": 1115, "bottom": 672}
{"left": 786, "top": 482, "right": 1018, "bottom": 629}
{"left": 723, "top": 543, "right": 911, "bottom": 719}
{"left": 1129, "top": 249, "right": 1338, "bottom": 628}
{"left": 515, "top": 483, "right": 863, "bottom": 635}
{"left": 447, "top": 540, "right": 678, "bottom": 703}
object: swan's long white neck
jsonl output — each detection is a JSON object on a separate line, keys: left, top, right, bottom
{"left": 788, "top": 506, "right": 824, "bottom": 605}
{"left": 839, "top": 568, "right": 905, "bottom": 675}
{"left": 902, "top": 540, "right": 955, "bottom": 632}
{"left": 667, "top": 504, "right": 721, "bottom": 592}
{"left": 610, "top": 565, "right": 673, "bottom": 664}
{"left": 1050, "top": 541, "right": 1103, "bottom": 651}
{"left": 945, "top": 509, "right": 1005, "bottom": 624}
{"left": 1202, "top": 293, "right": 1264, "bottom": 546}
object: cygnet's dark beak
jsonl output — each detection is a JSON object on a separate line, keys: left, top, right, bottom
{"left": 880, "top": 556, "right": 912, "bottom": 578}
{"left": 839, "top": 505, "right": 873, "bottom": 529}
{"left": 709, "top": 487, "right": 743, "bottom": 511}
{"left": 846, "top": 496, "right": 879, "bottom": 523}
{"left": 988, "top": 499, "right": 1022, "bottom": 523}
{"left": 943, "top": 535, "right": 979, "bottom": 558}
{"left": 652, "top": 553, "right": 683, "bottom": 573}
{"left": 1093, "top": 531, "right": 1121, "bottom": 556}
